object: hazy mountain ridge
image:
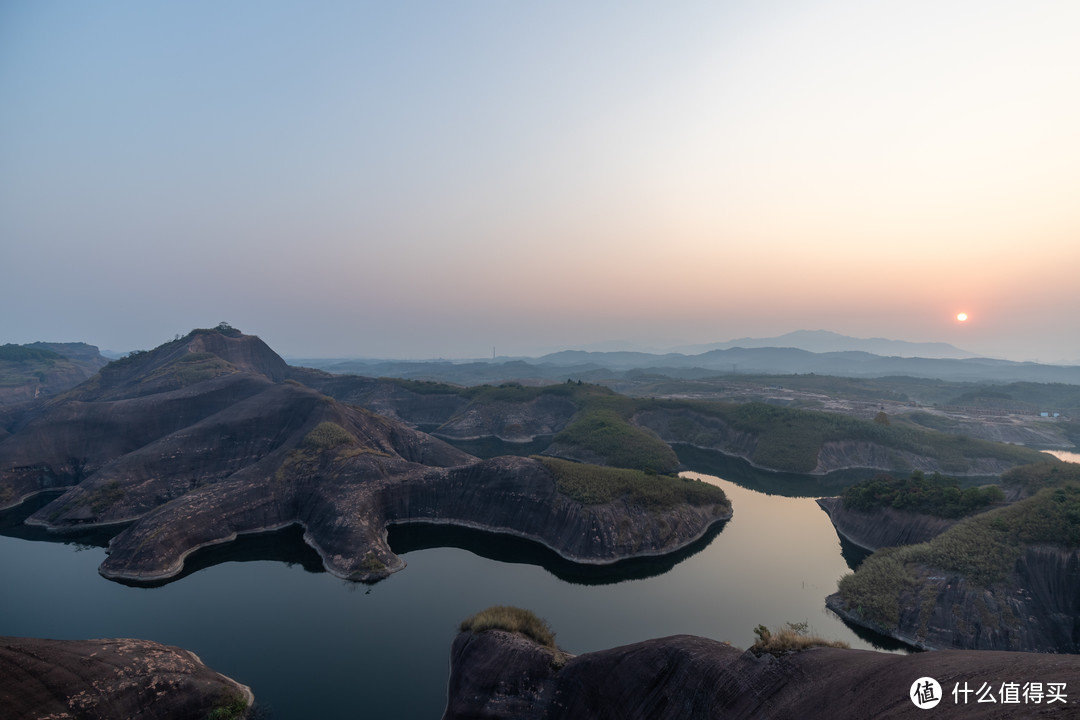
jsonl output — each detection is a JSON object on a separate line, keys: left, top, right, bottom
{"left": 669, "top": 329, "right": 981, "bottom": 358}
{"left": 294, "top": 331, "right": 1080, "bottom": 387}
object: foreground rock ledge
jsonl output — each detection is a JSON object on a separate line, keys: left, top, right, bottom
{"left": 0, "top": 636, "right": 252, "bottom": 720}
{"left": 444, "top": 630, "right": 1080, "bottom": 719}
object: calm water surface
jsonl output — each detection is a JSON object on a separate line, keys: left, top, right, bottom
{"left": 0, "top": 468, "right": 902, "bottom": 718}
{"left": 1047, "top": 449, "right": 1080, "bottom": 464}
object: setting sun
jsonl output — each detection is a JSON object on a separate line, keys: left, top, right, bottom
{"left": 957, "top": 313, "right": 969, "bottom": 322}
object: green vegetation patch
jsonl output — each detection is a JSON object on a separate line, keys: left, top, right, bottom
{"left": 750, "top": 621, "right": 849, "bottom": 655}
{"left": 552, "top": 404, "right": 678, "bottom": 474}
{"left": 459, "top": 605, "right": 557, "bottom": 649}
{"left": 663, "top": 400, "right": 1052, "bottom": 474}
{"left": 0, "top": 344, "right": 62, "bottom": 362}
{"left": 1001, "top": 461, "right": 1080, "bottom": 496}
{"left": 361, "top": 551, "right": 387, "bottom": 573}
{"left": 189, "top": 322, "right": 243, "bottom": 338}
{"left": 463, "top": 381, "right": 581, "bottom": 404}
{"left": 841, "top": 470, "right": 1005, "bottom": 518}
{"left": 207, "top": 692, "right": 249, "bottom": 720}
{"left": 303, "top": 421, "right": 355, "bottom": 450}
{"left": 388, "top": 378, "right": 464, "bottom": 395}
{"left": 835, "top": 547, "right": 919, "bottom": 627}
{"left": 538, "top": 456, "right": 728, "bottom": 511}
{"left": 837, "top": 481, "right": 1080, "bottom": 627}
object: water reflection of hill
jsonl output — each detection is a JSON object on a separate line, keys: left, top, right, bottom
{"left": 0, "top": 493, "right": 327, "bottom": 586}
{"left": 1, "top": 488, "right": 725, "bottom": 587}
{"left": 387, "top": 520, "right": 726, "bottom": 586}
{"left": 113, "top": 524, "right": 327, "bottom": 588}
{"left": 0, "top": 491, "right": 115, "bottom": 549}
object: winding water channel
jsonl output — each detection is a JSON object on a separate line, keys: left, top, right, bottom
{"left": 0, "top": 452, "right": 905, "bottom": 718}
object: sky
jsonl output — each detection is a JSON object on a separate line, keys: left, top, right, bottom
{"left": 2, "top": 1, "right": 1079, "bottom": 363}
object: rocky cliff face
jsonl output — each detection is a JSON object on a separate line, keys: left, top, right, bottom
{"left": 816, "top": 496, "right": 959, "bottom": 550}
{"left": 828, "top": 545, "right": 1080, "bottom": 653}
{"left": 382, "top": 457, "right": 729, "bottom": 565}
{"left": 633, "top": 408, "right": 759, "bottom": 460}
{"left": 444, "top": 629, "right": 1080, "bottom": 720}
{"left": 813, "top": 440, "right": 1022, "bottom": 476}
{"left": 431, "top": 394, "right": 577, "bottom": 441}
{"left": 0, "top": 636, "right": 251, "bottom": 720}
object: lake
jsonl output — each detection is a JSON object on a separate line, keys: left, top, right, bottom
{"left": 0, "top": 453, "right": 904, "bottom": 718}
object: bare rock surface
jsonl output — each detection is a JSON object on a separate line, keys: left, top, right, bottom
{"left": 445, "top": 629, "right": 1080, "bottom": 719}
{"left": 0, "top": 636, "right": 251, "bottom": 720}
{"left": 816, "top": 496, "right": 960, "bottom": 550}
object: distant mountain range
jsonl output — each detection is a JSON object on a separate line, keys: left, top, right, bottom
{"left": 530, "top": 347, "right": 1080, "bottom": 384}
{"left": 296, "top": 333, "right": 1080, "bottom": 387}
{"left": 665, "top": 330, "right": 980, "bottom": 359}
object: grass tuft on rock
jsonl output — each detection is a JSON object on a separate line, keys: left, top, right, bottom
{"left": 303, "top": 421, "right": 355, "bottom": 450}
{"left": 750, "top": 622, "right": 849, "bottom": 654}
{"left": 207, "top": 692, "right": 249, "bottom": 720}
{"left": 459, "top": 605, "right": 557, "bottom": 649}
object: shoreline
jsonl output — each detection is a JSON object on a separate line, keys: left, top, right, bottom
{"left": 96, "top": 503, "right": 732, "bottom": 584}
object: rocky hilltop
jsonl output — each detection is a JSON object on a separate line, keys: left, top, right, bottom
{"left": 0, "top": 327, "right": 728, "bottom": 583}
{"left": 444, "top": 627, "right": 1080, "bottom": 720}
{"left": 0, "top": 636, "right": 251, "bottom": 720}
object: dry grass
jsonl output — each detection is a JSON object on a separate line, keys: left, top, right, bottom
{"left": 750, "top": 622, "right": 849, "bottom": 655}
{"left": 303, "top": 421, "right": 355, "bottom": 449}
{"left": 459, "top": 605, "right": 557, "bottom": 649}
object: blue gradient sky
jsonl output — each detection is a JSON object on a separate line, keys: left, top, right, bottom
{"left": 3, "top": 1, "right": 1079, "bottom": 362}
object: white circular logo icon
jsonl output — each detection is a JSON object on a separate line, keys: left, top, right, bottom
{"left": 910, "top": 677, "right": 942, "bottom": 709}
